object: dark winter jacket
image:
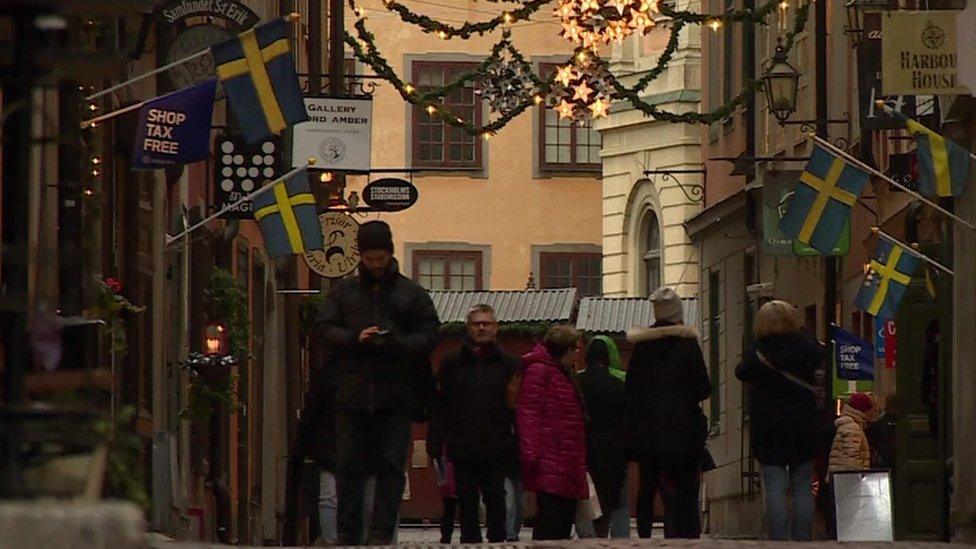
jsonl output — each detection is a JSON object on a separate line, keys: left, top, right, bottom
{"left": 516, "top": 343, "right": 588, "bottom": 500}
{"left": 316, "top": 263, "right": 440, "bottom": 412}
{"left": 625, "top": 323, "right": 711, "bottom": 459}
{"left": 427, "top": 341, "right": 520, "bottom": 464}
{"left": 577, "top": 337, "right": 628, "bottom": 510}
{"left": 735, "top": 332, "right": 825, "bottom": 466}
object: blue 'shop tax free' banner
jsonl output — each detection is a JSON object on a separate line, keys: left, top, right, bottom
{"left": 132, "top": 80, "right": 216, "bottom": 170}
{"left": 832, "top": 325, "right": 875, "bottom": 381}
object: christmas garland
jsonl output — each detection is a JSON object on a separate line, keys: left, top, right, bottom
{"left": 379, "top": 0, "right": 551, "bottom": 39}
{"left": 346, "top": 0, "right": 811, "bottom": 133}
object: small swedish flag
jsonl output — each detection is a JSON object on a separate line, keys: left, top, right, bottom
{"left": 855, "top": 240, "right": 920, "bottom": 321}
{"left": 892, "top": 111, "right": 971, "bottom": 197}
{"left": 253, "top": 168, "right": 323, "bottom": 259}
{"left": 779, "top": 145, "right": 870, "bottom": 256}
{"left": 212, "top": 18, "right": 309, "bottom": 145}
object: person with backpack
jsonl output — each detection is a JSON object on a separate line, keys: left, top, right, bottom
{"left": 427, "top": 304, "right": 519, "bottom": 543}
{"left": 735, "top": 299, "right": 825, "bottom": 541}
{"left": 626, "top": 287, "right": 711, "bottom": 539}
{"left": 516, "top": 324, "right": 588, "bottom": 540}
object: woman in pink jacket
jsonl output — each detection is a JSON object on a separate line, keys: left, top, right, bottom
{"left": 516, "top": 324, "right": 588, "bottom": 540}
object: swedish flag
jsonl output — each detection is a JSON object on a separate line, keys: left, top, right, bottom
{"left": 779, "top": 145, "right": 870, "bottom": 256}
{"left": 253, "top": 169, "right": 323, "bottom": 259}
{"left": 892, "top": 111, "right": 971, "bottom": 197}
{"left": 212, "top": 18, "right": 308, "bottom": 145}
{"left": 855, "top": 240, "right": 920, "bottom": 321}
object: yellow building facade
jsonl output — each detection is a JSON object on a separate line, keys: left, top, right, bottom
{"left": 343, "top": 0, "right": 604, "bottom": 292}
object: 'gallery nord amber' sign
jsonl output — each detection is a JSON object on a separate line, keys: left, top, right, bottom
{"left": 882, "top": 11, "right": 969, "bottom": 96}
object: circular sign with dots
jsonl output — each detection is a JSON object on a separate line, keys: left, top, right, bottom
{"left": 214, "top": 135, "right": 282, "bottom": 219}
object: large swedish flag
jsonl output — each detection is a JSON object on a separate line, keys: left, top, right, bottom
{"left": 855, "top": 240, "right": 920, "bottom": 321}
{"left": 212, "top": 18, "right": 308, "bottom": 145}
{"left": 779, "top": 145, "right": 869, "bottom": 256}
{"left": 253, "top": 168, "right": 323, "bottom": 259}
{"left": 892, "top": 111, "right": 971, "bottom": 197}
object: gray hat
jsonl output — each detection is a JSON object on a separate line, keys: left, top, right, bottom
{"left": 651, "top": 286, "right": 683, "bottom": 324}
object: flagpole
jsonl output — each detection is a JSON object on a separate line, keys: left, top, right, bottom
{"left": 808, "top": 133, "right": 976, "bottom": 231}
{"left": 84, "top": 13, "right": 302, "bottom": 103}
{"left": 875, "top": 100, "right": 976, "bottom": 164}
{"left": 871, "top": 227, "right": 955, "bottom": 276}
{"left": 80, "top": 100, "right": 148, "bottom": 129}
{"left": 165, "top": 158, "right": 315, "bottom": 247}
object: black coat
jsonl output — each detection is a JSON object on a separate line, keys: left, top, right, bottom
{"left": 292, "top": 356, "right": 338, "bottom": 471}
{"left": 427, "top": 342, "right": 519, "bottom": 464}
{"left": 735, "top": 332, "right": 825, "bottom": 466}
{"left": 316, "top": 264, "right": 440, "bottom": 412}
{"left": 625, "top": 323, "right": 711, "bottom": 459}
{"left": 577, "top": 364, "right": 627, "bottom": 510}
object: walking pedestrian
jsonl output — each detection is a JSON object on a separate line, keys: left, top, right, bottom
{"left": 427, "top": 304, "right": 519, "bottom": 543}
{"left": 735, "top": 299, "right": 825, "bottom": 541}
{"left": 577, "top": 336, "right": 630, "bottom": 539}
{"left": 433, "top": 452, "right": 458, "bottom": 544}
{"left": 516, "top": 325, "right": 588, "bottom": 540}
{"left": 317, "top": 220, "right": 441, "bottom": 545}
{"left": 627, "top": 287, "right": 710, "bottom": 539}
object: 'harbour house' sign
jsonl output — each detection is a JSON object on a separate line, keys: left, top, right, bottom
{"left": 882, "top": 11, "right": 969, "bottom": 95}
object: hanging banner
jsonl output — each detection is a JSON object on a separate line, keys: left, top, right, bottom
{"left": 154, "top": 0, "right": 259, "bottom": 90}
{"left": 304, "top": 212, "right": 361, "bottom": 278}
{"left": 832, "top": 325, "right": 875, "bottom": 381}
{"left": 883, "top": 320, "right": 897, "bottom": 369}
{"left": 132, "top": 80, "right": 216, "bottom": 170}
{"left": 213, "top": 135, "right": 283, "bottom": 219}
{"left": 292, "top": 97, "right": 373, "bottom": 172}
{"left": 858, "top": 12, "right": 917, "bottom": 130}
{"left": 882, "top": 11, "right": 968, "bottom": 96}
{"left": 763, "top": 171, "right": 850, "bottom": 256}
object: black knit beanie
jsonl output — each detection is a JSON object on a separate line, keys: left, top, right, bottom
{"left": 357, "top": 220, "right": 394, "bottom": 253}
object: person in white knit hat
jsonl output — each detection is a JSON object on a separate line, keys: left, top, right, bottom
{"left": 625, "top": 286, "right": 711, "bottom": 539}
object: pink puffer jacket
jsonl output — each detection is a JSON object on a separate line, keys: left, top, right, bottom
{"left": 516, "top": 343, "right": 588, "bottom": 500}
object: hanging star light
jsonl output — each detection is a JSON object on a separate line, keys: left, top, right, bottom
{"left": 475, "top": 48, "right": 539, "bottom": 116}
{"left": 548, "top": 51, "right": 616, "bottom": 121}
{"left": 573, "top": 80, "right": 594, "bottom": 102}
{"left": 555, "top": 0, "right": 660, "bottom": 47}
{"left": 589, "top": 96, "right": 610, "bottom": 118}
{"left": 555, "top": 100, "right": 576, "bottom": 119}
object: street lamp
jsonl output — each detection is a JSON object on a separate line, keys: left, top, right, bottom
{"left": 762, "top": 43, "right": 800, "bottom": 124}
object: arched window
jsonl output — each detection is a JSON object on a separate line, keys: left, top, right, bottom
{"left": 641, "top": 211, "right": 661, "bottom": 296}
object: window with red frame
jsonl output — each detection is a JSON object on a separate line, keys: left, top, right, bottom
{"left": 539, "top": 252, "right": 602, "bottom": 296}
{"left": 411, "top": 61, "right": 483, "bottom": 169}
{"left": 538, "top": 64, "right": 602, "bottom": 172}
{"left": 413, "top": 250, "right": 483, "bottom": 290}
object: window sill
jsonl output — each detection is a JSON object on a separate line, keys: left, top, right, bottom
{"left": 536, "top": 167, "right": 602, "bottom": 179}
{"left": 411, "top": 166, "right": 487, "bottom": 178}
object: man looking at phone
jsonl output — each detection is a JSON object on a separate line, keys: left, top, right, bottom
{"left": 318, "top": 220, "right": 441, "bottom": 545}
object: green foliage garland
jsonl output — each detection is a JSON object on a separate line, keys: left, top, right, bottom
{"left": 347, "top": 0, "right": 811, "bottom": 133}
{"left": 380, "top": 0, "right": 550, "bottom": 39}
{"left": 204, "top": 268, "right": 250, "bottom": 359}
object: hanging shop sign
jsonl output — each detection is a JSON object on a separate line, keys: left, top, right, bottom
{"left": 858, "top": 12, "right": 916, "bottom": 130}
{"left": 292, "top": 97, "right": 373, "bottom": 172}
{"left": 832, "top": 326, "right": 875, "bottom": 381}
{"left": 214, "top": 135, "right": 282, "bottom": 219}
{"left": 762, "top": 171, "right": 849, "bottom": 256}
{"left": 882, "top": 11, "right": 968, "bottom": 96}
{"left": 154, "top": 0, "right": 259, "bottom": 90}
{"left": 304, "top": 213, "right": 361, "bottom": 279}
{"left": 362, "top": 178, "right": 418, "bottom": 211}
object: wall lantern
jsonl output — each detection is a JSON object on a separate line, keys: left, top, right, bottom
{"left": 203, "top": 322, "right": 228, "bottom": 356}
{"left": 762, "top": 42, "right": 801, "bottom": 124}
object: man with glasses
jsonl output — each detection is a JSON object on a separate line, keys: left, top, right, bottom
{"left": 427, "top": 304, "right": 519, "bottom": 543}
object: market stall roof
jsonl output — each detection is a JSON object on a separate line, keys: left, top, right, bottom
{"left": 428, "top": 288, "right": 577, "bottom": 324}
{"left": 575, "top": 296, "right": 700, "bottom": 334}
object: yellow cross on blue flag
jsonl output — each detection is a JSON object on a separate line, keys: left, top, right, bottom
{"left": 855, "top": 240, "right": 920, "bottom": 321}
{"left": 891, "top": 110, "right": 971, "bottom": 197}
{"left": 779, "top": 145, "right": 870, "bottom": 255}
{"left": 253, "top": 168, "right": 323, "bottom": 259}
{"left": 211, "top": 18, "right": 308, "bottom": 145}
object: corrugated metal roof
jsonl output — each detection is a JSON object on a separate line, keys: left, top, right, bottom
{"left": 575, "top": 297, "right": 700, "bottom": 334}
{"left": 429, "top": 288, "right": 578, "bottom": 323}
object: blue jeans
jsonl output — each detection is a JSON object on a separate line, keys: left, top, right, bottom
{"left": 609, "top": 470, "right": 631, "bottom": 538}
{"left": 504, "top": 476, "right": 524, "bottom": 541}
{"left": 761, "top": 461, "right": 814, "bottom": 541}
{"left": 318, "top": 471, "right": 338, "bottom": 544}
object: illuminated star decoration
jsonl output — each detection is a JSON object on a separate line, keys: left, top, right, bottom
{"left": 474, "top": 41, "right": 540, "bottom": 116}
{"left": 555, "top": 64, "right": 576, "bottom": 86}
{"left": 555, "top": 100, "right": 576, "bottom": 119}
{"left": 589, "top": 97, "right": 610, "bottom": 118}
{"left": 573, "top": 81, "right": 594, "bottom": 102}
{"left": 554, "top": 0, "right": 660, "bottom": 47}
